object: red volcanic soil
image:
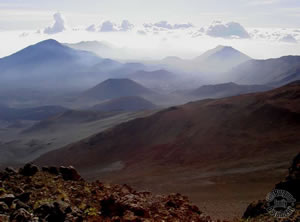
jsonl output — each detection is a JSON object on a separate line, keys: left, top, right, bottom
{"left": 36, "top": 81, "right": 300, "bottom": 219}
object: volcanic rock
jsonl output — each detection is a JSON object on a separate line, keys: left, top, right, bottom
{"left": 4, "top": 167, "right": 17, "bottom": 175}
{"left": 42, "top": 166, "right": 59, "bottom": 175}
{"left": 10, "top": 208, "right": 32, "bottom": 222}
{"left": 0, "top": 194, "right": 15, "bottom": 206}
{"left": 59, "top": 166, "right": 82, "bottom": 181}
{"left": 0, "top": 202, "right": 8, "bottom": 214}
{"left": 19, "top": 164, "right": 39, "bottom": 177}
{"left": 0, "top": 164, "right": 213, "bottom": 221}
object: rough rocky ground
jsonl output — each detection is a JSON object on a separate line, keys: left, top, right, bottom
{"left": 0, "top": 164, "right": 217, "bottom": 222}
{"left": 0, "top": 152, "right": 299, "bottom": 222}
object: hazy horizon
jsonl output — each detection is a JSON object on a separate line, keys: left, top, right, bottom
{"left": 1, "top": 0, "right": 300, "bottom": 60}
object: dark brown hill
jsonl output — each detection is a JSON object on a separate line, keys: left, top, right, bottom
{"left": 37, "top": 81, "right": 300, "bottom": 169}
{"left": 35, "top": 81, "right": 300, "bottom": 219}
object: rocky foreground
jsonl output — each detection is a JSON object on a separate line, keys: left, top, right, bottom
{"left": 0, "top": 153, "right": 299, "bottom": 222}
{"left": 0, "top": 164, "right": 221, "bottom": 222}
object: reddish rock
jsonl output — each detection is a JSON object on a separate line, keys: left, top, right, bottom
{"left": 59, "top": 166, "right": 82, "bottom": 181}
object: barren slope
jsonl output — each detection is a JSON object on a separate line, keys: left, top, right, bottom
{"left": 36, "top": 81, "right": 300, "bottom": 219}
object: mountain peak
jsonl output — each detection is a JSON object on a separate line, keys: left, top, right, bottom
{"left": 82, "top": 78, "right": 154, "bottom": 100}
{"left": 162, "top": 56, "right": 183, "bottom": 62}
{"left": 195, "top": 45, "right": 251, "bottom": 65}
{"left": 103, "top": 78, "right": 134, "bottom": 84}
{"left": 211, "top": 45, "right": 248, "bottom": 57}
{"left": 34, "top": 39, "right": 63, "bottom": 47}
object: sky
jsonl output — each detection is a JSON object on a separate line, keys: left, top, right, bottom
{"left": 0, "top": 0, "right": 300, "bottom": 59}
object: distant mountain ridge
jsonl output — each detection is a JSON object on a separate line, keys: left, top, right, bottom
{"left": 0, "top": 39, "right": 149, "bottom": 91}
{"left": 189, "top": 82, "right": 271, "bottom": 98}
{"left": 195, "top": 45, "right": 250, "bottom": 62}
{"left": 0, "top": 105, "right": 68, "bottom": 121}
{"left": 191, "top": 45, "right": 251, "bottom": 73}
{"left": 231, "top": 55, "right": 300, "bottom": 85}
{"left": 92, "top": 96, "right": 157, "bottom": 112}
{"left": 36, "top": 81, "right": 300, "bottom": 173}
{"left": 82, "top": 78, "right": 156, "bottom": 101}
{"left": 129, "top": 69, "right": 174, "bottom": 81}
{"left": 0, "top": 39, "right": 100, "bottom": 71}
{"left": 0, "top": 39, "right": 102, "bottom": 89}
{"left": 127, "top": 69, "right": 178, "bottom": 90}
{"left": 65, "top": 40, "right": 132, "bottom": 60}
{"left": 64, "top": 41, "right": 113, "bottom": 54}
{"left": 155, "top": 45, "right": 252, "bottom": 73}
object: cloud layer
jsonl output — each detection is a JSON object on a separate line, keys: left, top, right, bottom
{"left": 44, "top": 13, "right": 66, "bottom": 34}
{"left": 100, "top": 21, "right": 118, "bottom": 32}
{"left": 86, "top": 20, "right": 135, "bottom": 32}
{"left": 86, "top": 24, "right": 96, "bottom": 32}
{"left": 249, "top": 28, "right": 299, "bottom": 44}
{"left": 120, "top": 20, "right": 134, "bottom": 32}
{"left": 205, "top": 21, "right": 250, "bottom": 39}
{"left": 279, "top": 34, "right": 298, "bottom": 43}
{"left": 37, "top": 14, "right": 300, "bottom": 46}
{"left": 144, "top": 21, "right": 193, "bottom": 30}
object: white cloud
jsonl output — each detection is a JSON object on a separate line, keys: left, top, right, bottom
{"left": 120, "top": 20, "right": 134, "bottom": 31}
{"left": 154, "top": 21, "right": 173, "bottom": 29}
{"left": 248, "top": 28, "right": 299, "bottom": 44}
{"left": 143, "top": 23, "right": 152, "bottom": 29}
{"left": 206, "top": 21, "right": 250, "bottom": 39}
{"left": 99, "top": 20, "right": 133, "bottom": 32}
{"left": 173, "top": 23, "right": 194, "bottom": 29}
{"left": 99, "top": 20, "right": 118, "bottom": 32}
{"left": 143, "top": 21, "right": 193, "bottom": 30}
{"left": 279, "top": 34, "right": 297, "bottom": 43}
{"left": 44, "top": 12, "right": 66, "bottom": 34}
{"left": 86, "top": 24, "right": 96, "bottom": 32}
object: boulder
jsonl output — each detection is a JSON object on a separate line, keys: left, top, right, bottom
{"left": 42, "top": 166, "right": 59, "bottom": 175}
{"left": 10, "top": 208, "right": 31, "bottom": 222}
{"left": 100, "top": 196, "right": 125, "bottom": 217}
{"left": 34, "top": 201, "right": 71, "bottom": 222}
{"left": 12, "top": 199, "right": 30, "bottom": 211}
{"left": 19, "top": 164, "right": 39, "bottom": 177}
{"left": 59, "top": 166, "right": 82, "bottom": 181}
{"left": 0, "top": 202, "right": 8, "bottom": 214}
{"left": 0, "top": 194, "right": 15, "bottom": 206}
{"left": 16, "top": 192, "right": 31, "bottom": 203}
